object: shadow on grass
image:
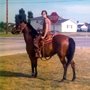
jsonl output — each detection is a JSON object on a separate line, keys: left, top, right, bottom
{"left": 0, "top": 70, "right": 59, "bottom": 82}
{"left": 0, "top": 70, "right": 83, "bottom": 83}
{"left": 0, "top": 70, "right": 32, "bottom": 78}
{"left": 0, "top": 70, "right": 63, "bottom": 81}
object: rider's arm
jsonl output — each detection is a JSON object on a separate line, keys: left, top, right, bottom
{"left": 42, "top": 19, "right": 50, "bottom": 39}
{"left": 43, "top": 22, "right": 49, "bottom": 38}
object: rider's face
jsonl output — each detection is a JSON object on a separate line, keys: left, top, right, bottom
{"left": 42, "top": 12, "right": 47, "bottom": 18}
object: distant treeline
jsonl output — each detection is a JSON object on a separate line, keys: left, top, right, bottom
{"left": 0, "top": 22, "right": 15, "bottom": 32}
{"left": 0, "top": 22, "right": 6, "bottom": 32}
{"left": 0, "top": 8, "right": 34, "bottom": 32}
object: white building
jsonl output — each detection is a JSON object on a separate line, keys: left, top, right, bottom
{"left": 77, "top": 23, "right": 88, "bottom": 32}
{"left": 31, "top": 15, "right": 77, "bottom": 32}
{"left": 81, "top": 24, "right": 88, "bottom": 31}
{"left": 60, "top": 20, "right": 77, "bottom": 32}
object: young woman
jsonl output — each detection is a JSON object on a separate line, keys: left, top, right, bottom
{"left": 34, "top": 10, "right": 51, "bottom": 57}
{"left": 41, "top": 10, "right": 51, "bottom": 39}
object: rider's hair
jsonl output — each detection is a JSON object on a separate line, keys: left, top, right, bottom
{"left": 41, "top": 10, "right": 47, "bottom": 16}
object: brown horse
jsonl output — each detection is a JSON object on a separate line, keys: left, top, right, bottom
{"left": 11, "top": 21, "right": 76, "bottom": 81}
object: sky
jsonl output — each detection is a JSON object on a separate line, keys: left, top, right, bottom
{"left": 0, "top": 0, "right": 90, "bottom": 23}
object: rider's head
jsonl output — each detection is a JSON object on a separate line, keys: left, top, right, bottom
{"left": 41, "top": 10, "right": 48, "bottom": 18}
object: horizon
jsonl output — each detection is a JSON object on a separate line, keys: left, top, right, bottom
{"left": 0, "top": 0, "right": 90, "bottom": 23}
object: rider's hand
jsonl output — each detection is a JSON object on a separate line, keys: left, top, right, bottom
{"left": 41, "top": 36, "right": 44, "bottom": 39}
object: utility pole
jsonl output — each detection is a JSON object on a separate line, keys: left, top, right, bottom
{"left": 6, "top": 0, "right": 8, "bottom": 34}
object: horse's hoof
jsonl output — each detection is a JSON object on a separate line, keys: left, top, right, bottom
{"left": 30, "top": 73, "right": 37, "bottom": 78}
{"left": 34, "top": 74, "right": 37, "bottom": 78}
{"left": 59, "top": 78, "right": 66, "bottom": 82}
{"left": 29, "top": 73, "right": 35, "bottom": 78}
{"left": 72, "top": 77, "right": 76, "bottom": 81}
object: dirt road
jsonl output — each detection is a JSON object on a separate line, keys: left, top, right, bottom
{"left": 0, "top": 36, "right": 90, "bottom": 56}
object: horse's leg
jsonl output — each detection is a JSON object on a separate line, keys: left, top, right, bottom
{"left": 34, "top": 57, "right": 38, "bottom": 77}
{"left": 66, "top": 57, "right": 76, "bottom": 81}
{"left": 66, "top": 55, "right": 76, "bottom": 81}
{"left": 29, "top": 55, "right": 38, "bottom": 77}
{"left": 62, "top": 59, "right": 67, "bottom": 81}
{"left": 67, "top": 37, "right": 76, "bottom": 81}
{"left": 30, "top": 59, "right": 35, "bottom": 77}
{"left": 58, "top": 54, "right": 67, "bottom": 81}
{"left": 71, "top": 60, "right": 76, "bottom": 81}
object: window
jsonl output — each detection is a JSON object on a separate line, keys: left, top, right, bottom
{"left": 67, "top": 25, "right": 72, "bottom": 29}
{"left": 71, "top": 25, "right": 72, "bottom": 28}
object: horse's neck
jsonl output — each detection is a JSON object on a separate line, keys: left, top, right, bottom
{"left": 23, "top": 30, "right": 33, "bottom": 45}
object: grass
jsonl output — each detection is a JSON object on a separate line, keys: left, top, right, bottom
{"left": 0, "top": 32, "right": 22, "bottom": 37}
{"left": 0, "top": 32, "right": 90, "bottom": 37}
{"left": 0, "top": 48, "right": 90, "bottom": 90}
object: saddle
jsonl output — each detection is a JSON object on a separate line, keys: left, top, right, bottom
{"left": 38, "top": 33, "right": 53, "bottom": 59}
{"left": 40, "top": 32, "right": 53, "bottom": 46}
{"left": 34, "top": 32, "right": 54, "bottom": 59}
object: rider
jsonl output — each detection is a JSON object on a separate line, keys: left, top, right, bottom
{"left": 41, "top": 10, "right": 51, "bottom": 39}
{"left": 34, "top": 10, "right": 51, "bottom": 57}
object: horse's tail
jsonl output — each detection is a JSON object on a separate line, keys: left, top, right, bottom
{"left": 66, "top": 38, "right": 75, "bottom": 65}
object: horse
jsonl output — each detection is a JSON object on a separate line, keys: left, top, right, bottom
{"left": 11, "top": 21, "right": 76, "bottom": 81}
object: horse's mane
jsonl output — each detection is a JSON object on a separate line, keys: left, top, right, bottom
{"left": 27, "top": 23, "right": 39, "bottom": 38}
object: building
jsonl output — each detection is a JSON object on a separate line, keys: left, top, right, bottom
{"left": 77, "top": 23, "right": 90, "bottom": 32}
{"left": 55, "top": 19, "right": 77, "bottom": 32}
{"left": 31, "top": 13, "right": 77, "bottom": 32}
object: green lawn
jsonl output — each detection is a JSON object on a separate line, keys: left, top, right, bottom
{"left": 0, "top": 32, "right": 22, "bottom": 37}
{"left": 0, "top": 48, "right": 90, "bottom": 90}
{"left": 0, "top": 32, "right": 90, "bottom": 37}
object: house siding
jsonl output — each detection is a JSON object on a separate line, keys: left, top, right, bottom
{"left": 51, "top": 24, "right": 61, "bottom": 32}
{"left": 31, "top": 17, "right": 77, "bottom": 32}
{"left": 61, "top": 20, "right": 77, "bottom": 32}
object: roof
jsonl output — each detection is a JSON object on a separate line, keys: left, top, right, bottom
{"left": 31, "top": 14, "right": 73, "bottom": 25}
{"left": 31, "top": 15, "right": 64, "bottom": 21}
{"left": 39, "top": 19, "right": 68, "bottom": 25}
{"left": 77, "top": 23, "right": 90, "bottom": 31}
{"left": 55, "top": 19, "right": 69, "bottom": 25}
{"left": 31, "top": 16, "right": 43, "bottom": 20}
{"left": 77, "top": 23, "right": 89, "bottom": 28}
{"left": 78, "top": 24, "right": 83, "bottom": 28}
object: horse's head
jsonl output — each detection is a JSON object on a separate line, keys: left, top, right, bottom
{"left": 11, "top": 21, "right": 27, "bottom": 34}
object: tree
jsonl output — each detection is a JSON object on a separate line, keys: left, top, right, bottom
{"left": 15, "top": 14, "right": 20, "bottom": 26}
{"left": 19, "top": 8, "right": 26, "bottom": 22}
{"left": 15, "top": 8, "right": 26, "bottom": 25}
{"left": 28, "top": 11, "right": 33, "bottom": 23}
{"left": 19, "top": 8, "right": 25, "bottom": 14}
{"left": 19, "top": 8, "right": 26, "bottom": 21}
{"left": 0, "top": 22, "right": 6, "bottom": 32}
